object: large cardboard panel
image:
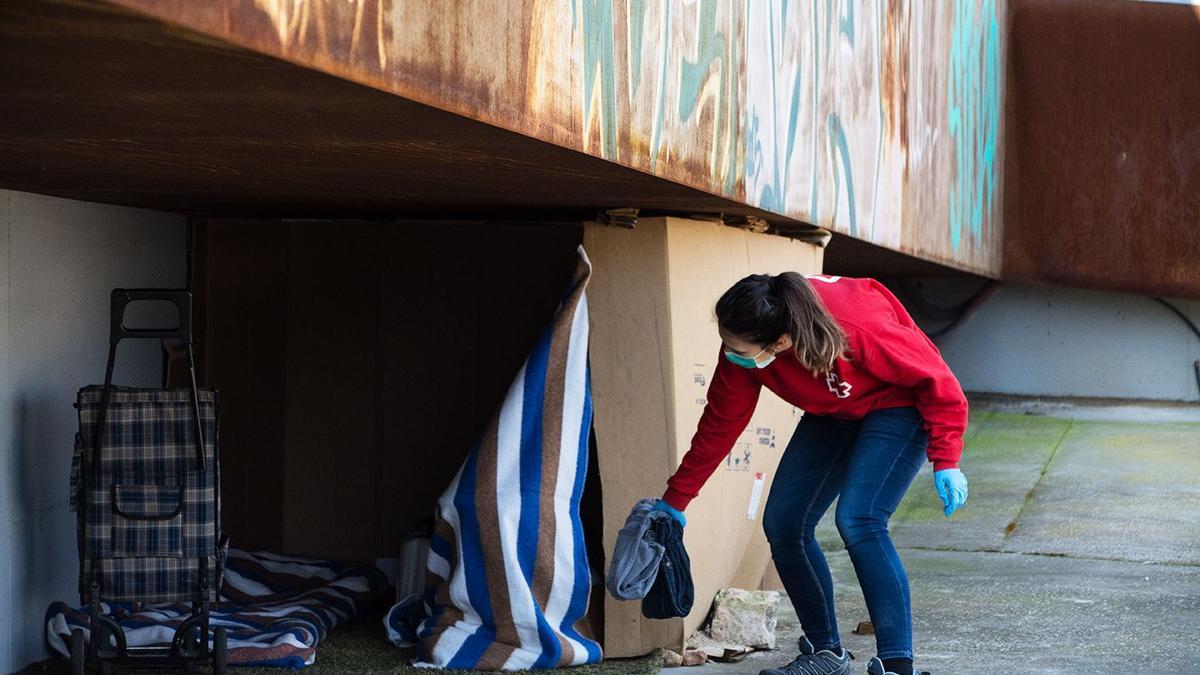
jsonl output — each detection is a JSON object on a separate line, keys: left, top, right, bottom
{"left": 584, "top": 221, "right": 681, "bottom": 657}
{"left": 585, "top": 217, "right": 823, "bottom": 656}
{"left": 664, "top": 218, "right": 822, "bottom": 640}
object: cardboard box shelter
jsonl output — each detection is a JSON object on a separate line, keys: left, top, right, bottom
{"left": 584, "top": 217, "right": 824, "bottom": 656}
{"left": 192, "top": 216, "right": 822, "bottom": 657}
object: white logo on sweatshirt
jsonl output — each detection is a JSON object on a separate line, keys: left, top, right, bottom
{"left": 826, "top": 373, "right": 852, "bottom": 399}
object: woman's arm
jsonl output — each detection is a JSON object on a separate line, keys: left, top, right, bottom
{"left": 854, "top": 321, "right": 969, "bottom": 470}
{"left": 662, "top": 351, "right": 762, "bottom": 511}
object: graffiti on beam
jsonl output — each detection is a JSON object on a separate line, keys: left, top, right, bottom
{"left": 948, "top": 0, "right": 1001, "bottom": 252}
{"left": 177, "top": 0, "right": 1006, "bottom": 275}
{"left": 581, "top": 0, "right": 618, "bottom": 161}
{"left": 578, "top": 0, "right": 739, "bottom": 190}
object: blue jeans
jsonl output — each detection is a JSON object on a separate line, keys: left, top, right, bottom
{"left": 762, "top": 407, "right": 927, "bottom": 661}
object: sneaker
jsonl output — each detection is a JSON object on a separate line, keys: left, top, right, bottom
{"left": 758, "top": 636, "right": 853, "bottom": 675}
{"left": 864, "top": 656, "right": 931, "bottom": 675}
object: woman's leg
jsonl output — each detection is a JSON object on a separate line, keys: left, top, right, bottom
{"left": 762, "top": 413, "right": 858, "bottom": 652}
{"left": 834, "top": 407, "right": 928, "bottom": 665}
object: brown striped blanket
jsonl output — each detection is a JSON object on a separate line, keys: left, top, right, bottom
{"left": 386, "top": 246, "right": 603, "bottom": 669}
{"left": 47, "top": 548, "right": 388, "bottom": 669}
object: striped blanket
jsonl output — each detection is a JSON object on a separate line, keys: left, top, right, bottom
{"left": 388, "top": 245, "right": 603, "bottom": 670}
{"left": 46, "top": 548, "right": 388, "bottom": 669}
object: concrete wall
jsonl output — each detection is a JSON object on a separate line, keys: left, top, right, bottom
{"left": 0, "top": 189, "right": 186, "bottom": 672}
{"left": 913, "top": 280, "right": 1200, "bottom": 402}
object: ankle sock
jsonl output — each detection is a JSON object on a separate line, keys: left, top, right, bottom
{"left": 817, "top": 644, "right": 843, "bottom": 657}
{"left": 882, "top": 657, "right": 913, "bottom": 675}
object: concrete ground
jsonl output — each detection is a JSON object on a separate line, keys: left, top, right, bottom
{"left": 23, "top": 399, "right": 1198, "bottom": 674}
{"left": 684, "top": 399, "right": 1200, "bottom": 674}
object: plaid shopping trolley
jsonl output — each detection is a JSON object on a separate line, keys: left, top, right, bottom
{"left": 67, "top": 289, "right": 228, "bottom": 674}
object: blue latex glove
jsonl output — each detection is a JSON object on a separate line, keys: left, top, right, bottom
{"left": 651, "top": 499, "right": 687, "bottom": 528}
{"left": 934, "top": 468, "right": 969, "bottom": 517}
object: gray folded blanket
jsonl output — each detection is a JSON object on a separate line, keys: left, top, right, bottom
{"left": 606, "top": 498, "right": 671, "bottom": 601}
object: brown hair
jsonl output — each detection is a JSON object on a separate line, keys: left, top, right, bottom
{"left": 715, "top": 272, "right": 848, "bottom": 373}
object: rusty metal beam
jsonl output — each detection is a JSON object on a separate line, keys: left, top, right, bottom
{"left": 1004, "top": 0, "right": 1200, "bottom": 299}
{"left": 0, "top": 0, "right": 820, "bottom": 228}
{"left": 93, "top": 0, "right": 1007, "bottom": 277}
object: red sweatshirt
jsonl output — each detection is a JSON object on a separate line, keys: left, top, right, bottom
{"left": 662, "top": 275, "right": 968, "bottom": 512}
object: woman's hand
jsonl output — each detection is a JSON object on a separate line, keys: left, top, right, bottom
{"left": 933, "top": 468, "right": 968, "bottom": 517}
{"left": 651, "top": 499, "right": 687, "bottom": 527}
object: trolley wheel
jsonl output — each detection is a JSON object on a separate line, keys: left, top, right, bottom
{"left": 69, "top": 629, "right": 85, "bottom": 675}
{"left": 213, "top": 626, "right": 228, "bottom": 675}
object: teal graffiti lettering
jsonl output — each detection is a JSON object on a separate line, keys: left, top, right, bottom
{"left": 948, "top": 0, "right": 1000, "bottom": 251}
{"left": 827, "top": 113, "right": 858, "bottom": 236}
{"left": 581, "top": 0, "right": 617, "bottom": 160}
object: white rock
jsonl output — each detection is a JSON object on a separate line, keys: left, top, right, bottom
{"left": 707, "top": 588, "right": 780, "bottom": 649}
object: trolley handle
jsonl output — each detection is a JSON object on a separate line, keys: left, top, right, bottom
{"left": 109, "top": 288, "right": 193, "bottom": 343}
{"left": 91, "top": 288, "right": 206, "bottom": 474}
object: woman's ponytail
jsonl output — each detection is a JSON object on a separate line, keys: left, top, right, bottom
{"left": 772, "top": 272, "right": 848, "bottom": 373}
{"left": 715, "top": 272, "right": 848, "bottom": 374}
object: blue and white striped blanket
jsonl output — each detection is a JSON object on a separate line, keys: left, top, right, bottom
{"left": 46, "top": 548, "right": 388, "bottom": 669}
{"left": 386, "top": 245, "right": 603, "bottom": 670}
